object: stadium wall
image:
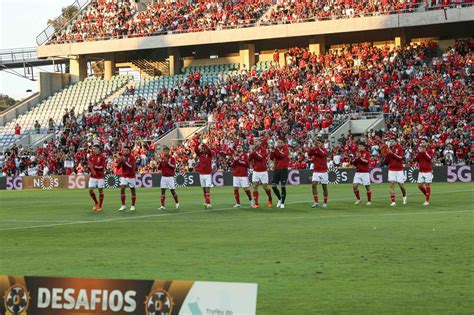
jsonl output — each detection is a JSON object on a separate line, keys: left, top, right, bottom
{"left": 182, "top": 55, "right": 240, "bottom": 68}
{"left": 0, "top": 73, "right": 70, "bottom": 126}
{"left": 39, "top": 72, "right": 71, "bottom": 100}
{"left": 0, "top": 93, "right": 40, "bottom": 127}
{"left": 1, "top": 166, "right": 472, "bottom": 190}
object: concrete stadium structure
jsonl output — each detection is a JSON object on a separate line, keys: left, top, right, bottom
{"left": 36, "top": 5, "right": 474, "bottom": 82}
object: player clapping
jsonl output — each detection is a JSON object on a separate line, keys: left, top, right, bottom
{"left": 352, "top": 142, "right": 372, "bottom": 206}
{"left": 307, "top": 139, "right": 329, "bottom": 208}
{"left": 158, "top": 146, "right": 179, "bottom": 210}
{"left": 415, "top": 142, "right": 433, "bottom": 206}
{"left": 87, "top": 144, "right": 106, "bottom": 212}
{"left": 231, "top": 144, "right": 253, "bottom": 208}
{"left": 117, "top": 146, "right": 137, "bottom": 211}
{"left": 385, "top": 138, "right": 407, "bottom": 206}
{"left": 249, "top": 139, "right": 272, "bottom": 208}
{"left": 194, "top": 138, "right": 213, "bottom": 209}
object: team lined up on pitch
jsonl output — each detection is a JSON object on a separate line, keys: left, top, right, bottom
{"left": 87, "top": 136, "right": 434, "bottom": 212}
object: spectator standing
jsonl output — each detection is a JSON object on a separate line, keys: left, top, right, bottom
{"left": 14, "top": 124, "right": 21, "bottom": 139}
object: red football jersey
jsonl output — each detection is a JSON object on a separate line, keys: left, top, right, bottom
{"left": 353, "top": 150, "right": 370, "bottom": 173}
{"left": 195, "top": 143, "right": 212, "bottom": 175}
{"left": 119, "top": 154, "right": 136, "bottom": 178}
{"left": 270, "top": 145, "right": 289, "bottom": 170}
{"left": 88, "top": 154, "right": 106, "bottom": 179}
{"left": 386, "top": 145, "right": 404, "bottom": 171}
{"left": 249, "top": 146, "right": 268, "bottom": 172}
{"left": 159, "top": 156, "right": 176, "bottom": 177}
{"left": 308, "top": 147, "right": 328, "bottom": 172}
{"left": 415, "top": 150, "right": 433, "bottom": 172}
{"left": 232, "top": 152, "right": 249, "bottom": 177}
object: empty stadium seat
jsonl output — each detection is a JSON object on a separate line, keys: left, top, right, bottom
{"left": 0, "top": 75, "right": 132, "bottom": 149}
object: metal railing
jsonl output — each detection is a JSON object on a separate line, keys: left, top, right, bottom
{"left": 42, "top": 2, "right": 472, "bottom": 45}
{"left": 36, "top": 0, "right": 90, "bottom": 46}
{"left": 258, "top": 2, "right": 470, "bottom": 25}
{"left": 0, "top": 47, "right": 37, "bottom": 65}
{"left": 175, "top": 120, "right": 207, "bottom": 128}
{"left": 348, "top": 111, "right": 384, "bottom": 120}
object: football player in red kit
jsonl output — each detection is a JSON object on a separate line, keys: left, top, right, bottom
{"left": 270, "top": 138, "right": 289, "bottom": 208}
{"left": 307, "top": 139, "right": 329, "bottom": 208}
{"left": 385, "top": 139, "right": 407, "bottom": 206}
{"left": 194, "top": 139, "right": 213, "bottom": 209}
{"left": 158, "top": 146, "right": 179, "bottom": 210}
{"left": 352, "top": 142, "right": 372, "bottom": 206}
{"left": 117, "top": 146, "right": 137, "bottom": 211}
{"left": 231, "top": 144, "right": 253, "bottom": 208}
{"left": 249, "top": 138, "right": 272, "bottom": 208}
{"left": 415, "top": 142, "right": 433, "bottom": 206}
{"left": 88, "top": 144, "right": 106, "bottom": 212}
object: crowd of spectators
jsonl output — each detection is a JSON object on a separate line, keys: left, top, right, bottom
{"left": 260, "top": 0, "right": 420, "bottom": 25}
{"left": 50, "top": 0, "right": 136, "bottom": 43}
{"left": 126, "top": 0, "right": 272, "bottom": 36}
{"left": 49, "top": 0, "right": 272, "bottom": 44}
{"left": 1, "top": 40, "right": 472, "bottom": 176}
{"left": 46, "top": 0, "right": 472, "bottom": 44}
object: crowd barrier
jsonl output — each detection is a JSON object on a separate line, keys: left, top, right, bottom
{"left": 0, "top": 166, "right": 471, "bottom": 191}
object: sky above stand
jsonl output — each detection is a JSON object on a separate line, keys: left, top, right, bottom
{"left": 0, "top": 0, "right": 71, "bottom": 100}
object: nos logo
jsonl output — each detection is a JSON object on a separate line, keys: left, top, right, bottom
{"left": 33, "top": 176, "right": 59, "bottom": 190}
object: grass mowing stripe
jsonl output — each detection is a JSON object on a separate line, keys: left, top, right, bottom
{"left": 0, "top": 188, "right": 472, "bottom": 231}
{"left": 1, "top": 188, "right": 472, "bottom": 211}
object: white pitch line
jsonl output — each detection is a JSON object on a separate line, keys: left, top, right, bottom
{"left": 101, "top": 209, "right": 474, "bottom": 224}
{"left": 0, "top": 219, "right": 89, "bottom": 223}
{"left": 0, "top": 188, "right": 472, "bottom": 232}
{"left": 0, "top": 204, "right": 263, "bottom": 232}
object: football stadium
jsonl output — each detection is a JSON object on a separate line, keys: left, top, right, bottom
{"left": 0, "top": 0, "right": 473, "bottom": 314}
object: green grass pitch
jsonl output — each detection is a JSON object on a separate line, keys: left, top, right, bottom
{"left": 1, "top": 182, "right": 473, "bottom": 314}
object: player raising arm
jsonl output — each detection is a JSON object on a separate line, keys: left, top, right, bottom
{"left": 352, "top": 142, "right": 372, "bottom": 206}
{"left": 231, "top": 144, "right": 253, "bottom": 208}
{"left": 158, "top": 146, "right": 179, "bottom": 210}
{"left": 117, "top": 146, "right": 137, "bottom": 211}
{"left": 194, "top": 138, "right": 213, "bottom": 209}
{"left": 415, "top": 142, "right": 433, "bottom": 206}
{"left": 385, "top": 138, "right": 407, "bottom": 207}
{"left": 307, "top": 139, "right": 329, "bottom": 208}
{"left": 270, "top": 138, "right": 289, "bottom": 208}
{"left": 88, "top": 144, "right": 106, "bottom": 212}
{"left": 249, "top": 138, "right": 272, "bottom": 208}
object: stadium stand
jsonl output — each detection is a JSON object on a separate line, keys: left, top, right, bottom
{"left": 0, "top": 76, "right": 131, "bottom": 149}
{"left": 44, "top": 0, "right": 472, "bottom": 44}
{"left": 48, "top": 0, "right": 273, "bottom": 44}
{"left": 259, "top": 0, "right": 422, "bottom": 25}
{"left": 1, "top": 39, "right": 471, "bottom": 177}
{"left": 49, "top": 0, "right": 136, "bottom": 43}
